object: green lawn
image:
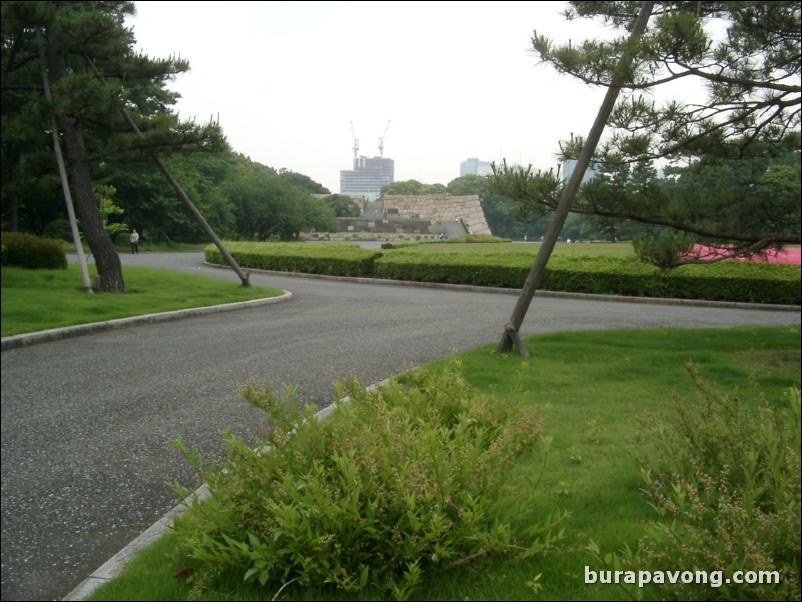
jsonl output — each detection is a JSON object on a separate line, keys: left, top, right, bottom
{"left": 0, "top": 264, "right": 284, "bottom": 337}
{"left": 403, "top": 241, "right": 638, "bottom": 258}
{"left": 85, "top": 325, "right": 801, "bottom": 602}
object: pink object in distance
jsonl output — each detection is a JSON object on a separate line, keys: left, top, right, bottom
{"left": 682, "top": 245, "right": 801, "bottom": 264}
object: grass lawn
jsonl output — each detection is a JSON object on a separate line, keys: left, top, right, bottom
{"left": 84, "top": 325, "right": 801, "bottom": 601}
{"left": 405, "top": 241, "right": 638, "bottom": 258}
{"left": 0, "top": 264, "right": 284, "bottom": 337}
{"left": 64, "top": 241, "right": 209, "bottom": 254}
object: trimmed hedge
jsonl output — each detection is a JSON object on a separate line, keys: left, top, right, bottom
{"left": 205, "top": 242, "right": 801, "bottom": 305}
{"left": 663, "top": 261, "right": 801, "bottom": 304}
{"left": 204, "top": 242, "right": 381, "bottom": 277}
{"left": 375, "top": 251, "right": 530, "bottom": 288}
{"left": 543, "top": 257, "right": 800, "bottom": 305}
{"left": 1, "top": 231, "right": 67, "bottom": 269}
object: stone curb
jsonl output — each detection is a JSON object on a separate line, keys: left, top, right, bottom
{"left": 62, "top": 379, "right": 391, "bottom": 601}
{"left": 1, "top": 291, "right": 293, "bottom": 351}
{"left": 62, "top": 485, "right": 211, "bottom": 601}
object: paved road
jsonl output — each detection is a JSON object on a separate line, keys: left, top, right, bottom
{"left": 1, "top": 252, "right": 799, "bottom": 601}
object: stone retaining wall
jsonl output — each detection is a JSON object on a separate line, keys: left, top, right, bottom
{"left": 383, "top": 195, "right": 491, "bottom": 235}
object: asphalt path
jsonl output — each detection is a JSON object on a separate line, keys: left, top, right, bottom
{"left": 1, "top": 251, "right": 799, "bottom": 601}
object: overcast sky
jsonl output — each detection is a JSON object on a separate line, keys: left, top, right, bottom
{"left": 128, "top": 1, "right": 614, "bottom": 193}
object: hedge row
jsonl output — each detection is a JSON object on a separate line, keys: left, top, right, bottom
{"left": 205, "top": 242, "right": 801, "bottom": 305}
{"left": 1, "top": 231, "right": 67, "bottom": 270}
{"left": 376, "top": 253, "right": 801, "bottom": 305}
{"left": 205, "top": 242, "right": 381, "bottom": 278}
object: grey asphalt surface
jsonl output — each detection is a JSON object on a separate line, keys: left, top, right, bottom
{"left": 1, "top": 250, "right": 800, "bottom": 601}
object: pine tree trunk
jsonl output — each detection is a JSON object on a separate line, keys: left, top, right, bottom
{"left": 497, "top": 0, "right": 656, "bottom": 354}
{"left": 59, "top": 115, "right": 125, "bottom": 293}
{"left": 47, "top": 30, "right": 124, "bottom": 293}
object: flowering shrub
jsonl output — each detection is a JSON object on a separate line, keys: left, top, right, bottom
{"left": 682, "top": 244, "right": 801, "bottom": 264}
{"left": 597, "top": 365, "right": 801, "bottom": 600}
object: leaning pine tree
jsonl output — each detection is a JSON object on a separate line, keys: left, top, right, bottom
{"left": 491, "top": 1, "right": 801, "bottom": 354}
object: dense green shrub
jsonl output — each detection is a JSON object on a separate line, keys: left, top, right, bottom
{"left": 596, "top": 367, "right": 801, "bottom": 600}
{"left": 540, "top": 256, "right": 659, "bottom": 296}
{"left": 632, "top": 229, "right": 696, "bottom": 269}
{"left": 380, "top": 240, "right": 423, "bottom": 249}
{"left": 0, "top": 231, "right": 67, "bottom": 269}
{"left": 43, "top": 218, "right": 73, "bottom": 242}
{"left": 170, "top": 358, "right": 565, "bottom": 600}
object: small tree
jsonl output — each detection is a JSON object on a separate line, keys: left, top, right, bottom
{"left": 490, "top": 1, "right": 801, "bottom": 259}
{"left": 496, "top": 0, "right": 656, "bottom": 355}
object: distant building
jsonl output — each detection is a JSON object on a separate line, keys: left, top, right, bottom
{"left": 340, "top": 156, "right": 394, "bottom": 201}
{"left": 460, "top": 158, "right": 494, "bottom": 177}
{"left": 562, "top": 158, "right": 664, "bottom": 184}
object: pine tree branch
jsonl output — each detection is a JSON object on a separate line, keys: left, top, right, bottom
{"left": 567, "top": 204, "right": 801, "bottom": 245}
{"left": 672, "top": 57, "right": 801, "bottom": 94}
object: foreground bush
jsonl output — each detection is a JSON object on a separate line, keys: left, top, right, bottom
{"left": 170, "top": 358, "right": 565, "bottom": 600}
{"left": 0, "top": 231, "right": 67, "bottom": 269}
{"left": 595, "top": 367, "right": 801, "bottom": 600}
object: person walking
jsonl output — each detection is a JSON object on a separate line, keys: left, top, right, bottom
{"left": 130, "top": 228, "right": 139, "bottom": 254}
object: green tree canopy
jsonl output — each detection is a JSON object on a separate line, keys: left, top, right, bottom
{"left": 380, "top": 179, "right": 447, "bottom": 198}
{"left": 323, "top": 194, "right": 361, "bottom": 217}
{"left": 277, "top": 169, "right": 330, "bottom": 194}
{"left": 445, "top": 174, "right": 488, "bottom": 196}
{"left": 1, "top": 1, "right": 225, "bottom": 291}
{"left": 224, "top": 158, "right": 335, "bottom": 241}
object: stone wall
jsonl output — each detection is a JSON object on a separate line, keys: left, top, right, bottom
{"left": 335, "top": 218, "right": 436, "bottom": 234}
{"left": 383, "top": 195, "right": 491, "bottom": 235}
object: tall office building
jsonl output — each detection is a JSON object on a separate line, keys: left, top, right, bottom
{"left": 460, "top": 158, "right": 494, "bottom": 177}
{"left": 340, "top": 156, "right": 394, "bottom": 201}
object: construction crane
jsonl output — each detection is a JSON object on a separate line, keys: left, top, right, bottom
{"left": 378, "top": 120, "right": 391, "bottom": 157}
{"left": 350, "top": 121, "right": 359, "bottom": 160}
